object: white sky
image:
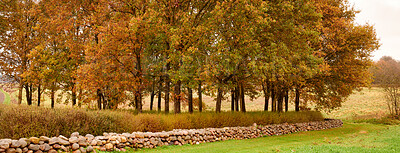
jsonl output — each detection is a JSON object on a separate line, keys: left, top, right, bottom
{"left": 348, "top": 0, "right": 400, "bottom": 61}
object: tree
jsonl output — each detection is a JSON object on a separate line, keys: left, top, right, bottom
{"left": 307, "top": 0, "right": 380, "bottom": 111}
{"left": 372, "top": 56, "right": 400, "bottom": 116}
{"left": 0, "top": 0, "right": 39, "bottom": 105}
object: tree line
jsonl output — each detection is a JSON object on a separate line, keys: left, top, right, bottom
{"left": 0, "top": 0, "right": 379, "bottom": 113}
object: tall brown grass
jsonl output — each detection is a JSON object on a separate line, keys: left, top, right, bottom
{"left": 0, "top": 104, "right": 324, "bottom": 139}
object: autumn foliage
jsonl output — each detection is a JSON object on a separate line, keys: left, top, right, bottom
{"left": 0, "top": 0, "right": 379, "bottom": 113}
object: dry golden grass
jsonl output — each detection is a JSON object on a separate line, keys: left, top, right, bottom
{"left": 3, "top": 87, "right": 388, "bottom": 119}
{"left": 324, "top": 88, "right": 388, "bottom": 119}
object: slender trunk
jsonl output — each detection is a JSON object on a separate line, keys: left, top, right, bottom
{"left": 235, "top": 87, "right": 239, "bottom": 111}
{"left": 72, "top": 90, "right": 77, "bottom": 106}
{"left": 37, "top": 84, "right": 41, "bottom": 106}
{"left": 174, "top": 81, "right": 181, "bottom": 114}
{"left": 263, "top": 82, "right": 270, "bottom": 111}
{"left": 188, "top": 87, "right": 193, "bottom": 113}
{"left": 51, "top": 88, "right": 55, "bottom": 109}
{"left": 240, "top": 82, "right": 246, "bottom": 112}
{"left": 295, "top": 88, "right": 300, "bottom": 112}
{"left": 284, "top": 90, "right": 289, "bottom": 112}
{"left": 18, "top": 81, "right": 23, "bottom": 104}
{"left": 165, "top": 63, "right": 170, "bottom": 114}
{"left": 97, "top": 89, "right": 102, "bottom": 110}
{"left": 277, "top": 90, "right": 283, "bottom": 112}
{"left": 25, "top": 83, "right": 32, "bottom": 105}
{"left": 158, "top": 78, "right": 162, "bottom": 112}
{"left": 150, "top": 82, "right": 155, "bottom": 111}
{"left": 271, "top": 85, "right": 276, "bottom": 112}
{"left": 216, "top": 86, "right": 222, "bottom": 113}
{"left": 135, "top": 54, "right": 143, "bottom": 113}
{"left": 198, "top": 81, "right": 202, "bottom": 112}
{"left": 231, "top": 89, "right": 235, "bottom": 111}
{"left": 102, "top": 94, "right": 107, "bottom": 110}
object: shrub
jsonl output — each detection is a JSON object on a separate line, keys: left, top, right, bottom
{"left": 0, "top": 104, "right": 324, "bottom": 139}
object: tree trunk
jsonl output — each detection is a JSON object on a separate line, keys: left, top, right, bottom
{"left": 136, "top": 54, "right": 143, "bottom": 113}
{"left": 158, "top": 79, "right": 162, "bottom": 112}
{"left": 284, "top": 90, "right": 289, "bottom": 112}
{"left": 150, "top": 82, "right": 155, "bottom": 111}
{"left": 271, "top": 85, "right": 276, "bottom": 112}
{"left": 216, "top": 86, "right": 222, "bottom": 113}
{"left": 231, "top": 89, "right": 235, "bottom": 111}
{"left": 51, "top": 88, "right": 55, "bottom": 109}
{"left": 174, "top": 81, "right": 181, "bottom": 114}
{"left": 235, "top": 87, "right": 239, "bottom": 111}
{"left": 97, "top": 89, "right": 102, "bottom": 110}
{"left": 165, "top": 63, "right": 170, "bottom": 114}
{"left": 277, "top": 90, "right": 283, "bottom": 112}
{"left": 198, "top": 81, "right": 203, "bottom": 112}
{"left": 295, "top": 88, "right": 300, "bottom": 112}
{"left": 135, "top": 91, "right": 142, "bottom": 113}
{"left": 188, "top": 87, "right": 193, "bottom": 113}
{"left": 18, "top": 81, "right": 23, "bottom": 105}
{"left": 240, "top": 83, "right": 246, "bottom": 112}
{"left": 25, "top": 83, "right": 32, "bottom": 105}
{"left": 102, "top": 93, "right": 107, "bottom": 110}
{"left": 263, "top": 82, "right": 270, "bottom": 111}
{"left": 37, "top": 84, "right": 41, "bottom": 106}
{"left": 72, "top": 85, "right": 77, "bottom": 106}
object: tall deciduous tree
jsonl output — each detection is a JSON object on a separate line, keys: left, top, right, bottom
{"left": 0, "top": 0, "right": 39, "bottom": 105}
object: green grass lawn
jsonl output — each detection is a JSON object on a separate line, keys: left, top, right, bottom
{"left": 0, "top": 88, "right": 11, "bottom": 104}
{"left": 100, "top": 122, "right": 399, "bottom": 153}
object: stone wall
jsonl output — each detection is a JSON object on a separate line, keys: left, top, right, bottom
{"left": 0, "top": 119, "right": 342, "bottom": 153}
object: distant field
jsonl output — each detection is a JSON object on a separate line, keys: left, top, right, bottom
{"left": 324, "top": 88, "right": 387, "bottom": 119}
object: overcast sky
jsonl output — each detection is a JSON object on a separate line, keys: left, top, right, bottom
{"left": 348, "top": 0, "right": 400, "bottom": 61}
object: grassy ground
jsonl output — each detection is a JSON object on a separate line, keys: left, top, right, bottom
{"left": 324, "top": 88, "right": 387, "bottom": 120}
{"left": 0, "top": 88, "right": 11, "bottom": 104}
{"left": 101, "top": 122, "right": 399, "bottom": 153}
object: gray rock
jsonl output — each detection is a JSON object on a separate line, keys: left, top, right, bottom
{"left": 58, "top": 135, "right": 68, "bottom": 141}
{"left": 69, "top": 137, "right": 79, "bottom": 144}
{"left": 6, "top": 148, "right": 15, "bottom": 153}
{"left": 48, "top": 137, "right": 59, "bottom": 145}
{"left": 60, "top": 145, "right": 68, "bottom": 152}
{"left": 29, "top": 137, "right": 40, "bottom": 144}
{"left": 53, "top": 144, "right": 61, "bottom": 149}
{"left": 43, "top": 144, "right": 51, "bottom": 151}
{"left": 85, "top": 134, "right": 94, "bottom": 139}
{"left": 71, "top": 132, "right": 80, "bottom": 138}
{"left": 10, "top": 140, "right": 20, "bottom": 148}
{"left": 39, "top": 144, "right": 45, "bottom": 151}
{"left": 22, "top": 147, "right": 28, "bottom": 152}
{"left": 105, "top": 143, "right": 113, "bottom": 150}
{"left": 79, "top": 147, "right": 87, "bottom": 153}
{"left": 86, "top": 146, "right": 94, "bottom": 152}
{"left": 39, "top": 136, "right": 50, "bottom": 142}
{"left": 15, "top": 148, "right": 22, "bottom": 153}
{"left": 0, "top": 141, "right": 10, "bottom": 149}
{"left": 48, "top": 149, "right": 57, "bottom": 153}
{"left": 59, "top": 139, "right": 70, "bottom": 146}
{"left": 28, "top": 144, "right": 39, "bottom": 151}
{"left": 72, "top": 150, "right": 81, "bottom": 153}
{"left": 72, "top": 143, "right": 80, "bottom": 150}
{"left": 17, "top": 139, "right": 27, "bottom": 148}
{"left": 78, "top": 137, "right": 87, "bottom": 146}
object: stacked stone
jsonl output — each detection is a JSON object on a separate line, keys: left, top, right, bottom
{"left": 0, "top": 119, "right": 342, "bottom": 153}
